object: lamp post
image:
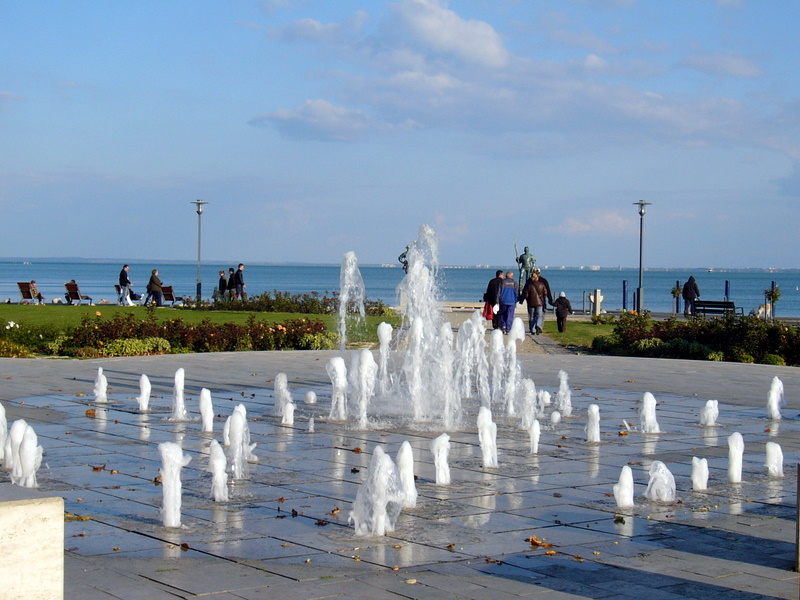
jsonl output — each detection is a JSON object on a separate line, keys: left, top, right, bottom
{"left": 633, "top": 200, "right": 651, "bottom": 313}
{"left": 191, "top": 200, "right": 208, "bottom": 303}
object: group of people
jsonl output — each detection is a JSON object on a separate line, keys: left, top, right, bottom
{"left": 118, "top": 265, "right": 168, "bottom": 307}
{"left": 484, "top": 246, "right": 574, "bottom": 336}
{"left": 214, "top": 264, "right": 247, "bottom": 301}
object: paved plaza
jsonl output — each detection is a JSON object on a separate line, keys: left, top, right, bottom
{"left": 2, "top": 347, "right": 800, "bottom": 599}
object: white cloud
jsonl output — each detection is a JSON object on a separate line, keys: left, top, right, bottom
{"left": 548, "top": 211, "right": 631, "bottom": 236}
{"left": 681, "top": 52, "right": 761, "bottom": 78}
{"left": 0, "top": 91, "right": 23, "bottom": 103}
{"left": 250, "top": 99, "right": 373, "bottom": 142}
{"left": 279, "top": 17, "right": 342, "bottom": 42}
{"left": 392, "top": 0, "right": 509, "bottom": 68}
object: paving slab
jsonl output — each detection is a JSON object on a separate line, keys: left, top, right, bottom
{"left": 1, "top": 351, "right": 800, "bottom": 599}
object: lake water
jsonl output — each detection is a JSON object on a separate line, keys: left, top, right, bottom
{"left": 2, "top": 260, "right": 799, "bottom": 318}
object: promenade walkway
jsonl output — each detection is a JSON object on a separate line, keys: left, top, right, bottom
{"left": 1, "top": 350, "right": 799, "bottom": 599}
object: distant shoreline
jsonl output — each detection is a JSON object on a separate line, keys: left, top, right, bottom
{"left": 1, "top": 258, "right": 798, "bottom": 273}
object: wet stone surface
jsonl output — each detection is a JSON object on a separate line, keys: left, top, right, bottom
{"left": 1, "top": 352, "right": 800, "bottom": 598}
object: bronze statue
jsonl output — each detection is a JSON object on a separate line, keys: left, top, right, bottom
{"left": 516, "top": 246, "right": 536, "bottom": 285}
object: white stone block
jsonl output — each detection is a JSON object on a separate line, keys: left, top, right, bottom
{"left": 0, "top": 484, "right": 64, "bottom": 600}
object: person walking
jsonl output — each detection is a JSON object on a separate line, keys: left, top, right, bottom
{"left": 682, "top": 276, "right": 700, "bottom": 317}
{"left": 226, "top": 267, "right": 236, "bottom": 299}
{"left": 553, "top": 292, "right": 574, "bottom": 333}
{"left": 533, "top": 268, "right": 554, "bottom": 328}
{"left": 213, "top": 270, "right": 227, "bottom": 302}
{"left": 119, "top": 264, "right": 134, "bottom": 306}
{"left": 484, "top": 270, "right": 505, "bottom": 330}
{"left": 518, "top": 271, "right": 547, "bottom": 335}
{"left": 234, "top": 263, "right": 247, "bottom": 301}
{"left": 498, "top": 271, "right": 517, "bottom": 333}
{"left": 147, "top": 269, "right": 164, "bottom": 307}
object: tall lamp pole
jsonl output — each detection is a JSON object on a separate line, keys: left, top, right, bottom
{"left": 633, "top": 200, "right": 651, "bottom": 313}
{"left": 191, "top": 200, "right": 208, "bottom": 303}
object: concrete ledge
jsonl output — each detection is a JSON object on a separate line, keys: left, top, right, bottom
{"left": 0, "top": 484, "right": 64, "bottom": 600}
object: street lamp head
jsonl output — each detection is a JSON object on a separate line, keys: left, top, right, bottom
{"left": 633, "top": 199, "right": 652, "bottom": 217}
{"left": 192, "top": 199, "right": 208, "bottom": 215}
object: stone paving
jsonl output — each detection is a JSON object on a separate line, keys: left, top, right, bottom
{"left": 2, "top": 349, "right": 800, "bottom": 599}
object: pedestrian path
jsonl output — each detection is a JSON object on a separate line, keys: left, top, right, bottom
{"left": 1, "top": 352, "right": 799, "bottom": 599}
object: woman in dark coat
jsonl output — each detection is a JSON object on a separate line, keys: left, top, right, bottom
{"left": 148, "top": 269, "right": 164, "bottom": 307}
{"left": 682, "top": 276, "right": 700, "bottom": 317}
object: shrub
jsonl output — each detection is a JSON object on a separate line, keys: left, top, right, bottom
{"left": 0, "top": 338, "right": 32, "bottom": 358}
{"left": 190, "top": 290, "right": 391, "bottom": 317}
{"left": 99, "top": 337, "right": 171, "bottom": 357}
{"left": 761, "top": 353, "right": 786, "bottom": 366}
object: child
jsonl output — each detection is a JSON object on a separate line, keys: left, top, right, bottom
{"left": 553, "top": 292, "right": 574, "bottom": 333}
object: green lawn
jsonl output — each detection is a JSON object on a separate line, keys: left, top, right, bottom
{"left": 544, "top": 319, "right": 614, "bottom": 351}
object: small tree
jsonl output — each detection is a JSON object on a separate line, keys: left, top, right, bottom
{"left": 764, "top": 286, "right": 780, "bottom": 320}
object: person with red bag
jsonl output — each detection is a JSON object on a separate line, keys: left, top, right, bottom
{"left": 483, "top": 270, "right": 504, "bottom": 329}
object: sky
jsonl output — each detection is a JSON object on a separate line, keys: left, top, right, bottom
{"left": 1, "top": 0, "right": 799, "bottom": 268}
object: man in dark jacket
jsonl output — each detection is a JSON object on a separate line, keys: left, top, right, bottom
{"left": 682, "top": 276, "right": 700, "bottom": 317}
{"left": 484, "top": 270, "right": 504, "bottom": 329}
{"left": 235, "top": 263, "right": 247, "bottom": 301}
{"left": 119, "top": 265, "right": 134, "bottom": 306}
{"left": 518, "top": 272, "right": 548, "bottom": 335}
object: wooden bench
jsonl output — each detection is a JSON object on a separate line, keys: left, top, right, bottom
{"left": 161, "top": 286, "right": 183, "bottom": 307}
{"left": 693, "top": 300, "right": 743, "bottom": 317}
{"left": 17, "top": 282, "right": 34, "bottom": 304}
{"left": 64, "top": 282, "right": 93, "bottom": 305}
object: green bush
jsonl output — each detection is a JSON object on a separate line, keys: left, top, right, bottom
{"left": 189, "top": 290, "right": 392, "bottom": 317}
{"left": 0, "top": 338, "right": 32, "bottom": 358}
{"left": 761, "top": 353, "right": 786, "bottom": 366}
{"left": 98, "top": 337, "right": 171, "bottom": 357}
{"left": 592, "top": 312, "right": 799, "bottom": 365}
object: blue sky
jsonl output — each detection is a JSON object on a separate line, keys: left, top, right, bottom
{"left": 1, "top": 0, "right": 798, "bottom": 268}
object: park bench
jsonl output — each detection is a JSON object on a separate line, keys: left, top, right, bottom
{"left": 64, "top": 281, "right": 93, "bottom": 305}
{"left": 161, "top": 286, "right": 184, "bottom": 307}
{"left": 693, "top": 300, "right": 743, "bottom": 317}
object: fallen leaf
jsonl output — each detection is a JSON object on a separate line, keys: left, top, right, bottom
{"left": 112, "top": 547, "right": 121, "bottom": 552}
{"left": 291, "top": 509, "right": 298, "bottom": 517}
{"left": 331, "top": 507, "right": 340, "bottom": 516}
{"left": 315, "top": 520, "right": 328, "bottom": 527}
{"left": 392, "top": 544, "right": 402, "bottom": 550}
{"left": 626, "top": 379, "right": 636, "bottom": 383}
{"left": 528, "top": 535, "right": 553, "bottom": 549}
{"left": 404, "top": 579, "right": 417, "bottom": 584}
{"left": 305, "top": 558, "right": 311, "bottom": 563}
{"left": 446, "top": 543, "right": 455, "bottom": 550}
{"left": 110, "top": 469, "right": 119, "bottom": 475}
{"left": 574, "top": 555, "right": 584, "bottom": 562}
{"left": 618, "top": 431, "right": 629, "bottom": 436}
{"left": 91, "top": 464, "right": 105, "bottom": 472}
{"left": 392, "top": 566, "right": 399, "bottom": 571}
{"left": 180, "top": 543, "right": 190, "bottom": 551}
{"left": 545, "top": 550, "right": 557, "bottom": 556}
{"left": 85, "top": 409, "right": 96, "bottom": 418}
{"left": 351, "top": 468, "right": 360, "bottom": 474}
{"left": 276, "top": 496, "right": 285, "bottom": 503}
{"left": 352, "top": 447, "right": 362, "bottom": 453}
